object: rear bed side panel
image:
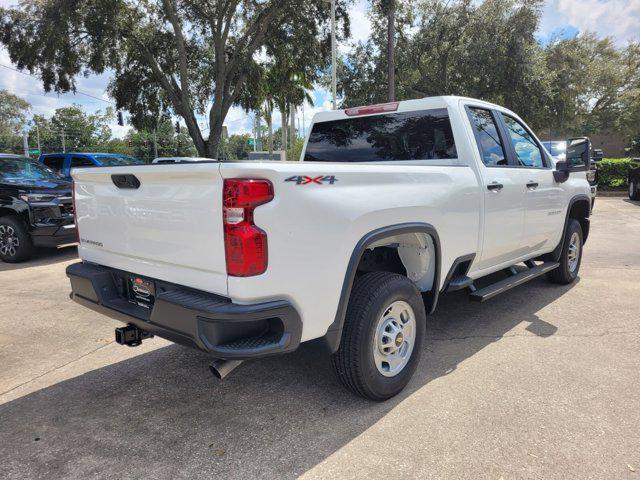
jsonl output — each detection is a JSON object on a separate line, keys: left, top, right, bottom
{"left": 221, "top": 162, "right": 480, "bottom": 342}
{"left": 73, "top": 163, "right": 228, "bottom": 296}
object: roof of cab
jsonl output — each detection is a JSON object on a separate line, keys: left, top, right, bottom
{"left": 310, "top": 95, "right": 507, "bottom": 124}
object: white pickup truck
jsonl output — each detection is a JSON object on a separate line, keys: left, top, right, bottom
{"left": 67, "top": 96, "right": 592, "bottom": 400}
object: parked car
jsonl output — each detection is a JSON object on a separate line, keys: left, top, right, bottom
{"left": 39, "top": 152, "right": 145, "bottom": 179}
{"left": 629, "top": 158, "right": 640, "bottom": 200}
{"left": 0, "top": 154, "right": 75, "bottom": 262}
{"left": 543, "top": 140, "right": 601, "bottom": 209}
{"left": 66, "top": 96, "right": 593, "bottom": 400}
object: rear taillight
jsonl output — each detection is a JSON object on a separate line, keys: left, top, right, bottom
{"left": 71, "top": 180, "right": 79, "bottom": 243}
{"left": 223, "top": 179, "right": 274, "bottom": 277}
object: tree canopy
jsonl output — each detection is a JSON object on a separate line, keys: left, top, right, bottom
{"left": 0, "top": 0, "right": 351, "bottom": 158}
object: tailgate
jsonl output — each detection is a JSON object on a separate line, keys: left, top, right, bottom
{"left": 72, "top": 163, "right": 228, "bottom": 296}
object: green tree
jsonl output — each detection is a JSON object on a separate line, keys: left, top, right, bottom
{"left": 225, "top": 133, "right": 252, "bottom": 160}
{"left": 0, "top": 90, "right": 30, "bottom": 153}
{"left": 29, "top": 105, "right": 115, "bottom": 153}
{"left": 1, "top": 0, "right": 350, "bottom": 159}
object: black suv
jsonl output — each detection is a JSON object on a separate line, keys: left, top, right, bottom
{"left": 0, "top": 154, "right": 76, "bottom": 262}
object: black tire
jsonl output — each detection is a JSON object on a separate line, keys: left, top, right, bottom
{"left": 546, "top": 218, "right": 583, "bottom": 285}
{"left": 331, "top": 272, "right": 426, "bottom": 401}
{"left": 629, "top": 179, "right": 640, "bottom": 200}
{"left": 0, "top": 216, "right": 34, "bottom": 263}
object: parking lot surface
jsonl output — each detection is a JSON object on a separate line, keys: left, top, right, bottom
{"left": 1, "top": 197, "right": 639, "bottom": 479}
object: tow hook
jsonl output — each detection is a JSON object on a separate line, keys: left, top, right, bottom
{"left": 115, "top": 324, "right": 153, "bottom": 347}
{"left": 209, "top": 359, "right": 244, "bottom": 380}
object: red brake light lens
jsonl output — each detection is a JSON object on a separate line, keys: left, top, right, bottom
{"left": 344, "top": 102, "right": 399, "bottom": 117}
{"left": 223, "top": 179, "right": 274, "bottom": 277}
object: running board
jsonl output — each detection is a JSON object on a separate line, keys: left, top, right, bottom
{"left": 469, "top": 262, "right": 559, "bottom": 303}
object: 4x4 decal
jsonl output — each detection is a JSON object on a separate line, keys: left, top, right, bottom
{"left": 285, "top": 175, "right": 338, "bottom": 185}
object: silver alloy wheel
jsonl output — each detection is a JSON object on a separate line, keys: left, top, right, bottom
{"left": 0, "top": 224, "right": 19, "bottom": 257}
{"left": 373, "top": 300, "right": 416, "bottom": 377}
{"left": 630, "top": 181, "right": 635, "bottom": 198}
{"left": 567, "top": 231, "right": 580, "bottom": 273}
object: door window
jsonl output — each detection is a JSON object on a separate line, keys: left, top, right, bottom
{"left": 70, "top": 156, "right": 95, "bottom": 168}
{"left": 42, "top": 156, "right": 65, "bottom": 173}
{"left": 467, "top": 108, "right": 507, "bottom": 167}
{"left": 501, "top": 115, "right": 545, "bottom": 168}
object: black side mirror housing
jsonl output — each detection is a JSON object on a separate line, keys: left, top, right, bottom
{"left": 565, "top": 137, "right": 592, "bottom": 172}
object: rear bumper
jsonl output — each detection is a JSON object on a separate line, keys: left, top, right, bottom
{"left": 66, "top": 262, "right": 302, "bottom": 359}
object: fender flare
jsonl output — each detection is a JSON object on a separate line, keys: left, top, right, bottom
{"left": 546, "top": 194, "right": 591, "bottom": 262}
{"left": 322, "top": 222, "right": 441, "bottom": 354}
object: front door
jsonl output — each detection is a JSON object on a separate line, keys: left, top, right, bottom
{"left": 498, "top": 113, "right": 564, "bottom": 252}
{"left": 466, "top": 106, "right": 526, "bottom": 270}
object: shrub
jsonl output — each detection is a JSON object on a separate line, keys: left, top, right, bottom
{"left": 596, "top": 158, "right": 636, "bottom": 190}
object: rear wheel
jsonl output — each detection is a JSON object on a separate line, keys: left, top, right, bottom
{"left": 331, "top": 272, "right": 426, "bottom": 401}
{"left": 629, "top": 180, "right": 640, "bottom": 200}
{"left": 0, "top": 216, "right": 33, "bottom": 263}
{"left": 546, "top": 218, "right": 583, "bottom": 285}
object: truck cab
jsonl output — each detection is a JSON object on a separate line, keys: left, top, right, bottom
{"left": 39, "top": 153, "right": 145, "bottom": 179}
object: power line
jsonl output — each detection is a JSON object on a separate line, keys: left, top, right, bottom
{"left": 0, "top": 64, "right": 115, "bottom": 105}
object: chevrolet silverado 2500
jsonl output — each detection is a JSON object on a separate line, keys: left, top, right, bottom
{"left": 66, "top": 96, "right": 592, "bottom": 400}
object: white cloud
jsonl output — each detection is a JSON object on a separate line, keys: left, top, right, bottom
{"left": 540, "top": 0, "right": 640, "bottom": 45}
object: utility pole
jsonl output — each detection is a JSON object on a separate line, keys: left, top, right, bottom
{"left": 35, "top": 122, "right": 41, "bottom": 152}
{"left": 61, "top": 131, "right": 66, "bottom": 153}
{"left": 302, "top": 101, "right": 306, "bottom": 139}
{"left": 330, "top": 0, "right": 337, "bottom": 109}
{"left": 387, "top": 0, "right": 396, "bottom": 102}
{"left": 22, "top": 131, "right": 29, "bottom": 157}
{"left": 153, "top": 128, "right": 158, "bottom": 159}
{"left": 290, "top": 104, "right": 296, "bottom": 160}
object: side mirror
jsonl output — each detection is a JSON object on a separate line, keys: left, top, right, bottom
{"left": 565, "top": 137, "right": 591, "bottom": 172}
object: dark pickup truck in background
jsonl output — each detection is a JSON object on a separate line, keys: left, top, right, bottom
{"left": 0, "top": 154, "right": 76, "bottom": 263}
{"left": 629, "top": 158, "right": 640, "bottom": 201}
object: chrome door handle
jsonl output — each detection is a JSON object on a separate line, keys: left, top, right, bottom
{"left": 526, "top": 181, "right": 539, "bottom": 190}
{"left": 487, "top": 182, "right": 503, "bottom": 192}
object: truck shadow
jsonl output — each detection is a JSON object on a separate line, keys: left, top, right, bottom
{"left": 0, "top": 245, "right": 77, "bottom": 272}
{"left": 0, "top": 275, "right": 572, "bottom": 479}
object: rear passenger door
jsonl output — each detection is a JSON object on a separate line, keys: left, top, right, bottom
{"left": 497, "top": 113, "right": 564, "bottom": 252}
{"left": 466, "top": 106, "right": 526, "bottom": 270}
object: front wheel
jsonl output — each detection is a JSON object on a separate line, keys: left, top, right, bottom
{"left": 630, "top": 180, "right": 640, "bottom": 200}
{"left": 331, "top": 272, "right": 426, "bottom": 401}
{"left": 546, "top": 218, "right": 583, "bottom": 285}
{"left": 0, "top": 216, "right": 34, "bottom": 263}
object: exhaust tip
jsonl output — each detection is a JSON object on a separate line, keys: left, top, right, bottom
{"left": 209, "top": 359, "right": 244, "bottom": 380}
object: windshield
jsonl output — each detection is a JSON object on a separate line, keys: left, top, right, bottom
{"left": 542, "top": 141, "right": 566, "bottom": 157}
{"left": 96, "top": 155, "right": 145, "bottom": 166}
{"left": 0, "top": 157, "right": 61, "bottom": 183}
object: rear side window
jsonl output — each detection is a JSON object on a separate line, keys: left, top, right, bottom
{"left": 42, "top": 156, "right": 65, "bottom": 173}
{"left": 304, "top": 108, "right": 457, "bottom": 162}
{"left": 468, "top": 108, "right": 507, "bottom": 167}
{"left": 70, "top": 156, "right": 95, "bottom": 168}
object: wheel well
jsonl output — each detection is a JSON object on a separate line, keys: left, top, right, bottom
{"left": 569, "top": 199, "right": 590, "bottom": 243}
{"left": 355, "top": 232, "right": 436, "bottom": 293}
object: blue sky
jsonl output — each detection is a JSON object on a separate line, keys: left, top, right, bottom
{"left": 0, "top": 0, "right": 638, "bottom": 140}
